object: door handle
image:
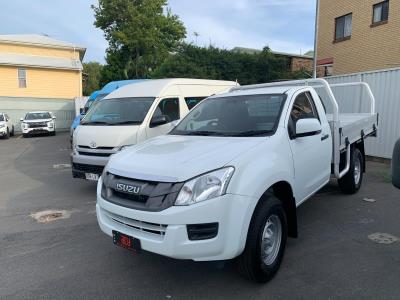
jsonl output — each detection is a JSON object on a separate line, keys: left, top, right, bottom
{"left": 321, "top": 134, "right": 329, "bottom": 141}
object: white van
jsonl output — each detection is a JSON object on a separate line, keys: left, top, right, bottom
{"left": 72, "top": 79, "right": 238, "bottom": 180}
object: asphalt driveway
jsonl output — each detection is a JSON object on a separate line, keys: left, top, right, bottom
{"left": 0, "top": 133, "right": 399, "bottom": 299}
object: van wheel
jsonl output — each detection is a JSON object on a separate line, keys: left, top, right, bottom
{"left": 338, "top": 148, "right": 363, "bottom": 194}
{"left": 238, "top": 195, "right": 287, "bottom": 283}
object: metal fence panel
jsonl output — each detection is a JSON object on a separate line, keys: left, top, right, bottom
{"left": 0, "top": 97, "right": 75, "bottom": 132}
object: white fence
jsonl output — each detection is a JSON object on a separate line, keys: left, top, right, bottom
{"left": 324, "top": 68, "right": 400, "bottom": 159}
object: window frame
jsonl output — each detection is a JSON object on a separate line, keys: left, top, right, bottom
{"left": 372, "top": 0, "right": 389, "bottom": 27}
{"left": 18, "top": 68, "right": 27, "bottom": 88}
{"left": 152, "top": 97, "right": 180, "bottom": 125}
{"left": 334, "top": 13, "right": 352, "bottom": 43}
{"left": 287, "top": 91, "right": 320, "bottom": 138}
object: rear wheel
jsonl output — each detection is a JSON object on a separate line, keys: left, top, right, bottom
{"left": 238, "top": 195, "right": 287, "bottom": 283}
{"left": 338, "top": 148, "right": 364, "bottom": 194}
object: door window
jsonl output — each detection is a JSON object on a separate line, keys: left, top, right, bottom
{"left": 290, "top": 92, "right": 319, "bottom": 123}
{"left": 153, "top": 98, "right": 180, "bottom": 123}
{"left": 185, "top": 97, "right": 207, "bottom": 110}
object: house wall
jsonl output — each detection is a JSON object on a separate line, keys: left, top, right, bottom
{"left": 0, "top": 43, "right": 80, "bottom": 59}
{"left": 0, "top": 66, "right": 82, "bottom": 99}
{"left": 317, "top": 0, "right": 400, "bottom": 76}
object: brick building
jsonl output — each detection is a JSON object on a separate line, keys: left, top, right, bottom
{"left": 317, "top": 0, "right": 398, "bottom": 76}
{"left": 232, "top": 47, "right": 314, "bottom": 73}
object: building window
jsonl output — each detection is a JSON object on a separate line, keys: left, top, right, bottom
{"left": 18, "top": 68, "right": 27, "bottom": 88}
{"left": 373, "top": 1, "right": 389, "bottom": 24}
{"left": 335, "top": 13, "right": 352, "bottom": 41}
{"left": 323, "top": 65, "right": 333, "bottom": 77}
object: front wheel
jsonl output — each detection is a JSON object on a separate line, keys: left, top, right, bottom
{"left": 11, "top": 126, "right": 15, "bottom": 137}
{"left": 238, "top": 195, "right": 287, "bottom": 283}
{"left": 338, "top": 148, "right": 364, "bottom": 194}
{"left": 4, "top": 128, "right": 10, "bottom": 139}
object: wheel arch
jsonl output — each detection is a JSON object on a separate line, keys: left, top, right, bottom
{"left": 254, "top": 181, "right": 298, "bottom": 238}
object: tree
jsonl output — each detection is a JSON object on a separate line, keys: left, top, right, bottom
{"left": 93, "top": 0, "right": 186, "bottom": 81}
{"left": 151, "top": 44, "right": 308, "bottom": 84}
{"left": 83, "top": 62, "right": 103, "bottom": 96}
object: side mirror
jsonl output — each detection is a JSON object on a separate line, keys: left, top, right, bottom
{"left": 150, "top": 115, "right": 169, "bottom": 128}
{"left": 52, "top": 116, "right": 56, "bottom": 120}
{"left": 171, "top": 119, "right": 180, "bottom": 128}
{"left": 295, "top": 118, "right": 322, "bottom": 138}
{"left": 79, "top": 108, "right": 85, "bottom": 115}
{"left": 20, "top": 118, "right": 24, "bottom": 122}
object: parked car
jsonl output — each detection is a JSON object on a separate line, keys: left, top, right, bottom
{"left": 96, "top": 79, "right": 378, "bottom": 282}
{"left": 71, "top": 78, "right": 238, "bottom": 181}
{"left": 70, "top": 80, "right": 145, "bottom": 139}
{"left": 20, "top": 111, "right": 56, "bottom": 137}
{"left": 0, "top": 112, "right": 14, "bottom": 139}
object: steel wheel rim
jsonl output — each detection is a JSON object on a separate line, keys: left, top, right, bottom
{"left": 261, "top": 214, "right": 282, "bottom": 266}
{"left": 354, "top": 156, "right": 361, "bottom": 184}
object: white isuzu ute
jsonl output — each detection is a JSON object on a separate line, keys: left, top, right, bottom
{"left": 96, "top": 79, "right": 378, "bottom": 282}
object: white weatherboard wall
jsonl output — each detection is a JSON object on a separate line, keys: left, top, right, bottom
{"left": 324, "top": 68, "right": 400, "bottom": 159}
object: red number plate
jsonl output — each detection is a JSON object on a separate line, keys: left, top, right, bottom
{"left": 112, "top": 231, "right": 141, "bottom": 252}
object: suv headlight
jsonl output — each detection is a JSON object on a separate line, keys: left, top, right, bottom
{"left": 0, "top": 123, "right": 5, "bottom": 128}
{"left": 47, "top": 121, "right": 54, "bottom": 128}
{"left": 175, "top": 167, "right": 234, "bottom": 206}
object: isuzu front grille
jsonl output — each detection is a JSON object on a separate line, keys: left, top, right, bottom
{"left": 101, "top": 172, "right": 183, "bottom": 212}
{"left": 103, "top": 209, "right": 167, "bottom": 237}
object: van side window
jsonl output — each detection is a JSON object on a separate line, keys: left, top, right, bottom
{"left": 153, "top": 98, "right": 180, "bottom": 123}
{"left": 185, "top": 97, "right": 206, "bottom": 110}
{"left": 290, "top": 92, "right": 319, "bottom": 124}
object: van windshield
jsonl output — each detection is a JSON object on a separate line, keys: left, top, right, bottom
{"left": 81, "top": 97, "right": 155, "bottom": 126}
{"left": 170, "top": 94, "right": 287, "bottom": 137}
{"left": 0, "top": 115, "right": 4, "bottom": 121}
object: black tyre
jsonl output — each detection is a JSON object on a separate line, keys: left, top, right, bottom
{"left": 23, "top": 133, "right": 29, "bottom": 138}
{"left": 51, "top": 131, "right": 56, "bottom": 136}
{"left": 4, "top": 128, "right": 10, "bottom": 139}
{"left": 338, "top": 148, "right": 364, "bottom": 194}
{"left": 11, "top": 126, "right": 15, "bottom": 137}
{"left": 238, "top": 194, "right": 287, "bottom": 283}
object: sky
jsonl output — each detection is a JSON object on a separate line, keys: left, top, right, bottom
{"left": 0, "top": 0, "right": 316, "bottom": 63}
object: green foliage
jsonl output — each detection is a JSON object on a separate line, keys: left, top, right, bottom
{"left": 83, "top": 62, "right": 103, "bottom": 96}
{"left": 93, "top": 0, "right": 186, "bottom": 82}
{"left": 151, "top": 44, "right": 311, "bottom": 84}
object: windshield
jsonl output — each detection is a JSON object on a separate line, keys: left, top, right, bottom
{"left": 25, "top": 112, "right": 51, "bottom": 120}
{"left": 171, "top": 94, "right": 287, "bottom": 137}
{"left": 0, "top": 115, "right": 4, "bottom": 121}
{"left": 84, "top": 93, "right": 107, "bottom": 110}
{"left": 81, "top": 97, "right": 155, "bottom": 126}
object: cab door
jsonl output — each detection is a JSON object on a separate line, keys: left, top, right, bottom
{"left": 145, "top": 97, "right": 181, "bottom": 139}
{"left": 287, "top": 91, "right": 331, "bottom": 203}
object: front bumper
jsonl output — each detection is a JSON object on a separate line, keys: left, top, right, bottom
{"left": 96, "top": 177, "right": 255, "bottom": 261}
{"left": 22, "top": 126, "right": 54, "bottom": 134}
{"left": 71, "top": 152, "right": 111, "bottom": 179}
{"left": 0, "top": 127, "right": 6, "bottom": 136}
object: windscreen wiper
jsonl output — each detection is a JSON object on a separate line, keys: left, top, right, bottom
{"left": 232, "top": 130, "right": 273, "bottom": 137}
{"left": 183, "top": 131, "right": 228, "bottom": 136}
{"left": 109, "top": 121, "right": 142, "bottom": 125}
{"left": 80, "top": 121, "right": 110, "bottom": 125}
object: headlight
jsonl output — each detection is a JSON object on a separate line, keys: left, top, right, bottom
{"left": 47, "top": 121, "right": 54, "bottom": 128}
{"left": 0, "top": 124, "right": 5, "bottom": 128}
{"left": 175, "top": 167, "right": 234, "bottom": 206}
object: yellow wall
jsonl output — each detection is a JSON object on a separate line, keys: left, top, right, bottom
{"left": 0, "top": 66, "right": 81, "bottom": 99}
{"left": 0, "top": 43, "right": 80, "bottom": 60}
{"left": 317, "top": 0, "right": 400, "bottom": 76}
